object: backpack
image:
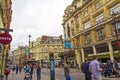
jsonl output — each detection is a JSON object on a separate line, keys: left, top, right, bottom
{"left": 5, "top": 69, "right": 10, "bottom": 75}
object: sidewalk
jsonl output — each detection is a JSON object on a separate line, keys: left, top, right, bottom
{"left": 70, "top": 68, "right": 119, "bottom": 80}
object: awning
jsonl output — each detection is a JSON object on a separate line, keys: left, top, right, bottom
{"left": 59, "top": 50, "right": 75, "bottom": 56}
{"left": 95, "top": 43, "right": 108, "bottom": 49}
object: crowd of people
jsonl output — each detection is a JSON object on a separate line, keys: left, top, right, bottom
{"left": 5, "top": 63, "right": 41, "bottom": 80}
{"left": 80, "top": 55, "right": 120, "bottom": 80}
{"left": 4, "top": 55, "right": 120, "bottom": 80}
{"left": 63, "top": 55, "right": 120, "bottom": 80}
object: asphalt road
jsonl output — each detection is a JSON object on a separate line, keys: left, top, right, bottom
{"left": 4, "top": 68, "right": 119, "bottom": 80}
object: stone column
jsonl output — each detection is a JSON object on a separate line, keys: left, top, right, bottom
{"left": 64, "top": 56, "right": 67, "bottom": 65}
{"left": 93, "top": 45, "right": 97, "bottom": 55}
{"left": 108, "top": 42, "right": 114, "bottom": 61}
{"left": 75, "top": 49, "right": 81, "bottom": 67}
{"left": 81, "top": 48, "right": 85, "bottom": 62}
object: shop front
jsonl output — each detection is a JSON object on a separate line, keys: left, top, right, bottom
{"left": 59, "top": 50, "right": 76, "bottom": 67}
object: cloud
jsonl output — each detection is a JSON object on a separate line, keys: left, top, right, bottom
{"left": 11, "top": 0, "right": 73, "bottom": 49}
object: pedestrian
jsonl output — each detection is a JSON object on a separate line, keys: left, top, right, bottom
{"left": 89, "top": 55, "right": 102, "bottom": 80}
{"left": 4, "top": 66, "right": 10, "bottom": 80}
{"left": 12, "top": 65, "right": 15, "bottom": 74}
{"left": 76, "top": 63, "right": 79, "bottom": 70}
{"left": 36, "top": 64, "right": 41, "bottom": 80}
{"left": 24, "top": 64, "right": 30, "bottom": 73}
{"left": 30, "top": 64, "right": 34, "bottom": 80}
{"left": 81, "top": 59, "right": 92, "bottom": 80}
{"left": 24, "top": 64, "right": 30, "bottom": 80}
{"left": 16, "top": 65, "right": 19, "bottom": 74}
{"left": 64, "top": 62, "right": 71, "bottom": 80}
{"left": 19, "top": 65, "right": 23, "bottom": 74}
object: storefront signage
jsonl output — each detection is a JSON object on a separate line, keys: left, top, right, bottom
{"left": 0, "top": 33, "right": 12, "bottom": 45}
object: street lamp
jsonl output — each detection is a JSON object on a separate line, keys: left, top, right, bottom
{"left": 28, "top": 34, "right": 31, "bottom": 59}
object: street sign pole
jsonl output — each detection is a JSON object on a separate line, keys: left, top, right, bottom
{"left": 49, "top": 53, "right": 55, "bottom": 80}
{"left": 0, "top": 28, "right": 13, "bottom": 80}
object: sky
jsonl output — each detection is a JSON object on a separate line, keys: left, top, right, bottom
{"left": 10, "top": 0, "right": 73, "bottom": 50}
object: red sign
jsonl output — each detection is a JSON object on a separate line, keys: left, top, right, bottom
{"left": 0, "top": 33, "right": 12, "bottom": 45}
{"left": 118, "top": 42, "right": 120, "bottom": 49}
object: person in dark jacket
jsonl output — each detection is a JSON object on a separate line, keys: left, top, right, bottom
{"left": 82, "top": 59, "right": 92, "bottom": 80}
{"left": 36, "top": 64, "right": 41, "bottom": 80}
{"left": 64, "top": 62, "right": 71, "bottom": 80}
{"left": 16, "top": 65, "right": 19, "bottom": 74}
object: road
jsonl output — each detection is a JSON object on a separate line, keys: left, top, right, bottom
{"left": 4, "top": 68, "right": 118, "bottom": 80}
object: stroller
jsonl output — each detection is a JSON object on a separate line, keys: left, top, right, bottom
{"left": 24, "top": 73, "right": 30, "bottom": 80}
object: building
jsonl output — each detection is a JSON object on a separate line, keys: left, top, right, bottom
{"left": 30, "top": 35, "right": 64, "bottom": 66}
{"left": 62, "top": 0, "right": 120, "bottom": 67}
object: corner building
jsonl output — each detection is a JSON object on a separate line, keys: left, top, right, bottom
{"left": 62, "top": 0, "right": 120, "bottom": 67}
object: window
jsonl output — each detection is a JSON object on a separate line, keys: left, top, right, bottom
{"left": 59, "top": 48, "right": 62, "bottom": 52}
{"left": 72, "top": 28, "right": 74, "bottom": 36}
{"left": 113, "top": 22, "right": 120, "bottom": 35}
{"left": 74, "top": 5, "right": 77, "bottom": 9}
{"left": 96, "top": 28, "right": 105, "bottom": 40}
{"left": 96, "top": 14, "right": 104, "bottom": 24}
{"left": 67, "top": 24, "right": 70, "bottom": 37}
{"left": 85, "top": 34, "right": 91, "bottom": 44}
{"left": 44, "top": 56, "right": 47, "bottom": 59}
{"left": 85, "top": 21, "right": 91, "bottom": 29}
{"left": 84, "top": 10, "right": 88, "bottom": 16}
{"left": 96, "top": 2, "right": 100, "bottom": 9}
{"left": 43, "top": 47, "right": 48, "bottom": 52}
{"left": 54, "top": 47, "right": 57, "bottom": 52}
{"left": 54, "top": 54, "right": 58, "bottom": 59}
{"left": 111, "top": 3, "right": 120, "bottom": 15}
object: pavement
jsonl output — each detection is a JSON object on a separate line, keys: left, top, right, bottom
{"left": 3, "top": 68, "right": 120, "bottom": 80}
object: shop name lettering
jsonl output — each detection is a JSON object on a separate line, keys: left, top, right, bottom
{"left": 0, "top": 37, "right": 11, "bottom": 40}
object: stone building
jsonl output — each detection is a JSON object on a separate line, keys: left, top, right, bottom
{"left": 30, "top": 35, "right": 64, "bottom": 66}
{"left": 62, "top": 0, "right": 120, "bottom": 67}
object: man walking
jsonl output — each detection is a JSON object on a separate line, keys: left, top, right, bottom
{"left": 36, "top": 64, "right": 41, "bottom": 80}
{"left": 64, "top": 62, "right": 71, "bottom": 80}
{"left": 89, "top": 55, "right": 102, "bottom": 80}
{"left": 82, "top": 59, "right": 92, "bottom": 80}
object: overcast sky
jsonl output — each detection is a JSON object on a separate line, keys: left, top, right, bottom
{"left": 11, "top": 0, "right": 73, "bottom": 50}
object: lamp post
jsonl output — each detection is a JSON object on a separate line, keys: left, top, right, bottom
{"left": 112, "top": 12, "right": 120, "bottom": 53}
{"left": 28, "top": 34, "right": 31, "bottom": 59}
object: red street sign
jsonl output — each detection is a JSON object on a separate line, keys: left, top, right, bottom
{"left": 0, "top": 33, "right": 12, "bottom": 45}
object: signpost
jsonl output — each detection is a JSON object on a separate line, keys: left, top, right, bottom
{"left": 49, "top": 53, "right": 55, "bottom": 80}
{"left": 0, "top": 28, "right": 13, "bottom": 80}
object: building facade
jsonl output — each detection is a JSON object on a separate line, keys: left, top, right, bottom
{"left": 30, "top": 35, "right": 64, "bottom": 66}
{"left": 62, "top": 0, "right": 120, "bottom": 67}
